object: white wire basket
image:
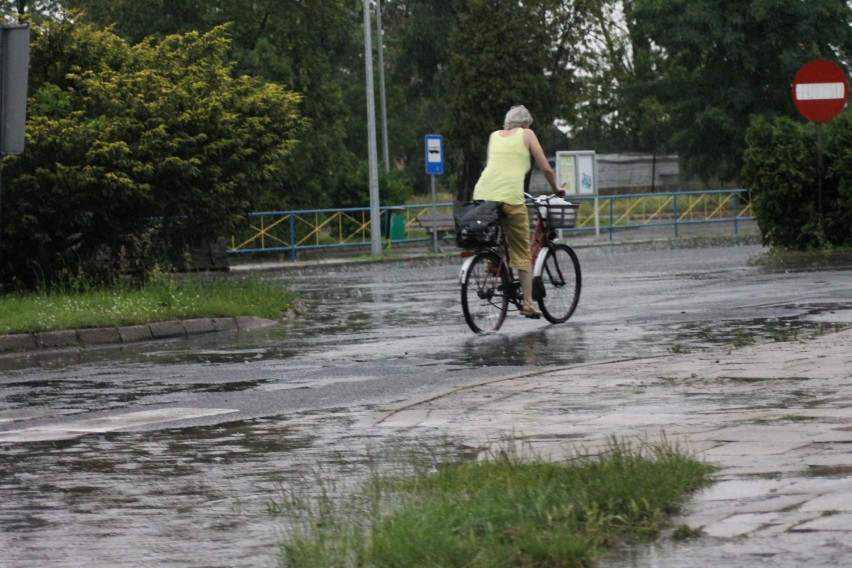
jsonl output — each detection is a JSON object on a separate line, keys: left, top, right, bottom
{"left": 527, "top": 201, "right": 578, "bottom": 229}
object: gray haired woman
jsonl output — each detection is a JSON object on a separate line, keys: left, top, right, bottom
{"left": 472, "top": 105, "right": 559, "bottom": 318}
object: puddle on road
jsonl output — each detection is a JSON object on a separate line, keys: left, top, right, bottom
{"left": 642, "top": 304, "right": 852, "bottom": 354}
{"left": 0, "top": 377, "right": 271, "bottom": 415}
{"left": 806, "top": 464, "right": 852, "bottom": 477}
{"left": 1, "top": 410, "right": 477, "bottom": 568}
{"left": 449, "top": 324, "right": 589, "bottom": 367}
{"left": 1, "top": 417, "right": 317, "bottom": 568}
{"left": 442, "top": 303, "right": 852, "bottom": 370}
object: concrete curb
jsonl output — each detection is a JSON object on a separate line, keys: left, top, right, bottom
{"left": 0, "top": 316, "right": 276, "bottom": 354}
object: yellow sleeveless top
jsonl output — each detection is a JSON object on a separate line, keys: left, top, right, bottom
{"left": 472, "top": 129, "right": 530, "bottom": 206}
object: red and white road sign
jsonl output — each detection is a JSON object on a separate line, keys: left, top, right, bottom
{"left": 792, "top": 59, "right": 848, "bottom": 123}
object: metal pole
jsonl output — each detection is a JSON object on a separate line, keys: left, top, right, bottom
{"left": 376, "top": 0, "right": 389, "bottom": 173}
{"left": 430, "top": 175, "right": 438, "bottom": 253}
{"left": 0, "top": 30, "right": 4, "bottom": 252}
{"left": 0, "top": 161, "right": 3, "bottom": 251}
{"left": 673, "top": 193, "right": 679, "bottom": 238}
{"left": 608, "top": 196, "right": 613, "bottom": 241}
{"left": 733, "top": 190, "right": 739, "bottom": 237}
{"left": 594, "top": 195, "right": 600, "bottom": 239}
{"left": 817, "top": 123, "right": 824, "bottom": 228}
{"left": 363, "top": 0, "right": 382, "bottom": 255}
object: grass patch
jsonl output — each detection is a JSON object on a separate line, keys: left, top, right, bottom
{"left": 278, "top": 440, "right": 713, "bottom": 567}
{"left": 671, "top": 523, "right": 704, "bottom": 540}
{"left": 732, "top": 328, "right": 756, "bottom": 348}
{"left": 771, "top": 328, "right": 797, "bottom": 342}
{"left": 0, "top": 276, "right": 295, "bottom": 334}
{"left": 779, "top": 414, "right": 813, "bottom": 423}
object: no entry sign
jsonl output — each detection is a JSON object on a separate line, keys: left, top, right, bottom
{"left": 792, "top": 59, "right": 848, "bottom": 123}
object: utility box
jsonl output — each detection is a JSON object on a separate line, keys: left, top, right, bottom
{"left": 1, "top": 24, "right": 30, "bottom": 155}
{"left": 387, "top": 208, "right": 407, "bottom": 241}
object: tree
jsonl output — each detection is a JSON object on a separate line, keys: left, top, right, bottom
{"left": 59, "top": 0, "right": 216, "bottom": 41}
{"left": 566, "top": 0, "right": 671, "bottom": 156}
{"left": 630, "top": 0, "right": 852, "bottom": 182}
{"left": 0, "top": 0, "right": 62, "bottom": 22}
{"left": 742, "top": 112, "right": 852, "bottom": 250}
{"left": 196, "top": 0, "right": 365, "bottom": 209}
{"left": 374, "top": 0, "right": 464, "bottom": 195}
{"left": 443, "top": 0, "right": 582, "bottom": 200}
{"left": 62, "top": 0, "right": 367, "bottom": 210}
{"left": 741, "top": 116, "right": 822, "bottom": 249}
{"left": 0, "top": 19, "right": 306, "bottom": 289}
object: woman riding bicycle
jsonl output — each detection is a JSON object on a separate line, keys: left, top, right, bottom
{"left": 472, "top": 105, "right": 560, "bottom": 319}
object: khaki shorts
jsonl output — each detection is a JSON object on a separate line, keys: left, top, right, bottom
{"left": 502, "top": 203, "right": 531, "bottom": 271}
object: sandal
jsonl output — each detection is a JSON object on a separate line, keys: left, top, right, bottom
{"left": 520, "top": 305, "right": 541, "bottom": 319}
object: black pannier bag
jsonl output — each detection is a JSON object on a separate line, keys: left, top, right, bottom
{"left": 454, "top": 200, "right": 502, "bottom": 248}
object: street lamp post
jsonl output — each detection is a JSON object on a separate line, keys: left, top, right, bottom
{"left": 376, "top": 0, "right": 389, "bottom": 173}
{"left": 363, "top": 0, "right": 382, "bottom": 255}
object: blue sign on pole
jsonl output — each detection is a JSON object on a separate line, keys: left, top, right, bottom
{"left": 425, "top": 134, "right": 444, "bottom": 175}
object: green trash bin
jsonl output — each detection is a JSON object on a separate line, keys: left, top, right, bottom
{"left": 388, "top": 208, "right": 407, "bottom": 241}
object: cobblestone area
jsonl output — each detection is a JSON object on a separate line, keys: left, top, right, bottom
{"left": 365, "top": 328, "right": 852, "bottom": 566}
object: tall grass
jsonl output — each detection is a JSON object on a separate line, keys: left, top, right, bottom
{"left": 278, "top": 439, "right": 713, "bottom": 568}
{"left": 0, "top": 276, "right": 294, "bottom": 334}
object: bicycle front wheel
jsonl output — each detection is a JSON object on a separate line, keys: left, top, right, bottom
{"left": 461, "top": 251, "right": 510, "bottom": 333}
{"left": 536, "top": 243, "right": 581, "bottom": 324}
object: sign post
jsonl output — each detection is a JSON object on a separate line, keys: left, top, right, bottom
{"left": 0, "top": 24, "right": 30, "bottom": 252}
{"left": 792, "top": 59, "right": 849, "bottom": 225}
{"left": 425, "top": 135, "right": 444, "bottom": 252}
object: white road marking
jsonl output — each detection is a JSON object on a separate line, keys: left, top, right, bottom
{"left": 0, "top": 407, "right": 239, "bottom": 443}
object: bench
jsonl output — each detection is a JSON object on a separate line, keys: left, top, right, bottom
{"left": 414, "top": 213, "right": 456, "bottom": 240}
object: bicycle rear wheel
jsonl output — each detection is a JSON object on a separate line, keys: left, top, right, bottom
{"left": 461, "top": 251, "right": 510, "bottom": 333}
{"left": 536, "top": 243, "right": 581, "bottom": 324}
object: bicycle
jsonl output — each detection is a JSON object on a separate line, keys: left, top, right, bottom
{"left": 458, "top": 193, "right": 582, "bottom": 334}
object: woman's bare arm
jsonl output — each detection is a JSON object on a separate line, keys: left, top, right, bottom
{"left": 523, "top": 128, "right": 558, "bottom": 192}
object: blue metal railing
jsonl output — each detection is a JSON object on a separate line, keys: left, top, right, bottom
{"left": 227, "top": 188, "right": 754, "bottom": 259}
{"left": 595, "top": 188, "right": 754, "bottom": 241}
{"left": 227, "top": 203, "right": 455, "bottom": 260}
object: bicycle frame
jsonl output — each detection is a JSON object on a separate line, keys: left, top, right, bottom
{"left": 457, "top": 202, "right": 551, "bottom": 307}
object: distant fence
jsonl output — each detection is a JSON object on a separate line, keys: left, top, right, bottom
{"left": 593, "top": 188, "right": 753, "bottom": 240}
{"left": 227, "top": 189, "right": 754, "bottom": 260}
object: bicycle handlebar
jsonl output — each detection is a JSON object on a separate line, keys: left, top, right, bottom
{"left": 525, "top": 190, "right": 570, "bottom": 204}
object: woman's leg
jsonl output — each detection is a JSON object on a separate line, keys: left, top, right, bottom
{"left": 502, "top": 204, "right": 540, "bottom": 317}
{"left": 519, "top": 269, "right": 535, "bottom": 308}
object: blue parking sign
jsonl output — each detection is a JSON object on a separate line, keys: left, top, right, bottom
{"left": 425, "top": 134, "right": 444, "bottom": 175}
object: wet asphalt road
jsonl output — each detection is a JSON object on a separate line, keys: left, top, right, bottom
{"left": 2, "top": 242, "right": 852, "bottom": 567}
